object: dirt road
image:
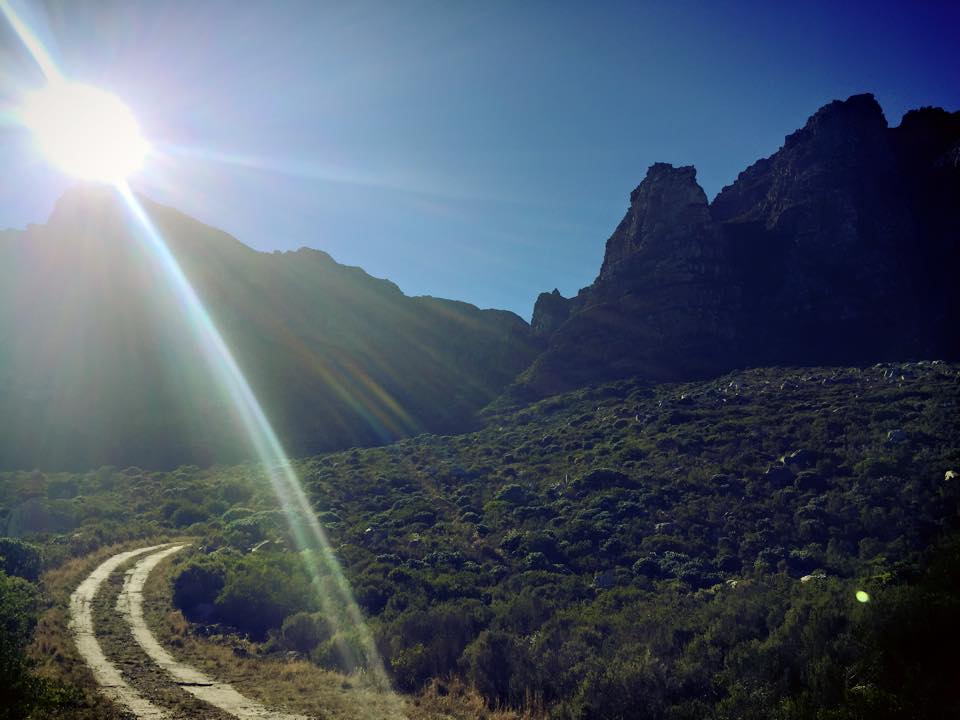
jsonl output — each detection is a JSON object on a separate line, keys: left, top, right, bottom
{"left": 71, "top": 543, "right": 310, "bottom": 719}
{"left": 69, "top": 544, "right": 173, "bottom": 719}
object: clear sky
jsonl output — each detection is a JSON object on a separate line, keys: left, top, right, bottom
{"left": 1, "top": 0, "right": 958, "bottom": 318}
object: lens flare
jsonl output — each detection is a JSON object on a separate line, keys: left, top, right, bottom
{"left": 856, "top": 590, "right": 870, "bottom": 603}
{"left": 19, "top": 81, "right": 149, "bottom": 183}
{"left": 116, "top": 184, "right": 399, "bottom": 700}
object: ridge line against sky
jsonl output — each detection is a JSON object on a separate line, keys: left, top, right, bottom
{"left": 1, "top": 0, "right": 958, "bottom": 318}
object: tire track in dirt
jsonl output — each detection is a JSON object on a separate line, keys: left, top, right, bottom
{"left": 117, "top": 544, "right": 310, "bottom": 720}
{"left": 69, "top": 544, "right": 174, "bottom": 720}
{"left": 92, "top": 550, "right": 234, "bottom": 720}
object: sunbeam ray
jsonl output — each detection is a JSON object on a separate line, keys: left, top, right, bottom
{"left": 116, "top": 182, "right": 400, "bottom": 702}
{"left": 0, "top": 0, "right": 61, "bottom": 82}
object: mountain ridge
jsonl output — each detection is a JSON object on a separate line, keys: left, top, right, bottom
{"left": 0, "top": 187, "right": 542, "bottom": 470}
{"left": 513, "top": 93, "right": 960, "bottom": 403}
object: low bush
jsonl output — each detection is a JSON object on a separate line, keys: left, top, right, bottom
{"left": 280, "top": 611, "right": 332, "bottom": 653}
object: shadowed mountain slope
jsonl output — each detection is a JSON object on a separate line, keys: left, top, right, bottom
{"left": 513, "top": 94, "right": 960, "bottom": 402}
{"left": 0, "top": 187, "right": 541, "bottom": 470}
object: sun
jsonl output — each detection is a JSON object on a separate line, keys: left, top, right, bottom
{"left": 19, "top": 81, "right": 150, "bottom": 184}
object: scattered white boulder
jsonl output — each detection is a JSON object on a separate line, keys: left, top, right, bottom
{"left": 886, "top": 429, "right": 908, "bottom": 444}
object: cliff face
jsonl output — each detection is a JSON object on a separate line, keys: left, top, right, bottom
{"left": 523, "top": 163, "right": 739, "bottom": 399}
{"left": 597, "top": 164, "right": 719, "bottom": 287}
{"left": 714, "top": 94, "right": 960, "bottom": 365}
{"left": 518, "top": 94, "right": 960, "bottom": 402}
{"left": 712, "top": 93, "right": 954, "bottom": 365}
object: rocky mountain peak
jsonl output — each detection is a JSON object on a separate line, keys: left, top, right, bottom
{"left": 531, "top": 288, "right": 572, "bottom": 337}
{"left": 513, "top": 161, "right": 739, "bottom": 399}
{"left": 712, "top": 93, "right": 899, "bottom": 229}
{"left": 897, "top": 104, "right": 958, "bottom": 133}
{"left": 894, "top": 106, "right": 960, "bottom": 168}
{"left": 627, "top": 162, "right": 700, "bottom": 202}
{"left": 781, "top": 93, "right": 887, "bottom": 152}
{"left": 598, "top": 163, "right": 713, "bottom": 287}
{"left": 804, "top": 92, "right": 884, "bottom": 127}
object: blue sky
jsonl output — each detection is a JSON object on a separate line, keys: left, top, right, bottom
{"left": 1, "top": 0, "right": 958, "bottom": 318}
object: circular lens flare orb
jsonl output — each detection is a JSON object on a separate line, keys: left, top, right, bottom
{"left": 20, "top": 81, "right": 149, "bottom": 183}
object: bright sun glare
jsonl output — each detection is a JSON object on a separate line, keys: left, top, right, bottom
{"left": 20, "top": 81, "right": 149, "bottom": 184}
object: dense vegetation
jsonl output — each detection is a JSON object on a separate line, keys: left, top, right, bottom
{"left": 1, "top": 361, "right": 958, "bottom": 717}
{"left": 0, "top": 539, "right": 47, "bottom": 718}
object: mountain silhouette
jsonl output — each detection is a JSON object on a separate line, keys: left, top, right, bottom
{"left": 511, "top": 94, "right": 960, "bottom": 402}
{"left": 0, "top": 186, "right": 541, "bottom": 470}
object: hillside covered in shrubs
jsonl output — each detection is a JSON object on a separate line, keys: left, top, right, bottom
{"left": 1, "top": 361, "right": 959, "bottom": 718}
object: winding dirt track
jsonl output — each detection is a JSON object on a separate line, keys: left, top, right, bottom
{"left": 71, "top": 543, "right": 309, "bottom": 720}
{"left": 69, "top": 544, "right": 173, "bottom": 719}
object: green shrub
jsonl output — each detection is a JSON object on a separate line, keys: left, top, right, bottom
{"left": 390, "top": 642, "right": 431, "bottom": 691}
{"left": 462, "top": 630, "right": 529, "bottom": 708}
{"left": 0, "top": 539, "right": 42, "bottom": 582}
{"left": 854, "top": 456, "right": 900, "bottom": 478}
{"left": 0, "top": 571, "right": 41, "bottom": 719}
{"left": 280, "top": 611, "right": 332, "bottom": 653}
{"left": 170, "top": 503, "right": 206, "bottom": 528}
{"left": 215, "top": 554, "right": 315, "bottom": 639}
{"left": 172, "top": 560, "right": 225, "bottom": 618}
{"left": 380, "top": 599, "right": 491, "bottom": 691}
{"left": 312, "top": 629, "right": 373, "bottom": 674}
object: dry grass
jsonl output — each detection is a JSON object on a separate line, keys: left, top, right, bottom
{"left": 412, "top": 679, "right": 530, "bottom": 720}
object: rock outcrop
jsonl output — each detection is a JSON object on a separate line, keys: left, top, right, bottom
{"left": 531, "top": 289, "right": 573, "bottom": 338}
{"left": 514, "top": 94, "right": 960, "bottom": 402}
{"left": 521, "top": 163, "right": 739, "bottom": 399}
